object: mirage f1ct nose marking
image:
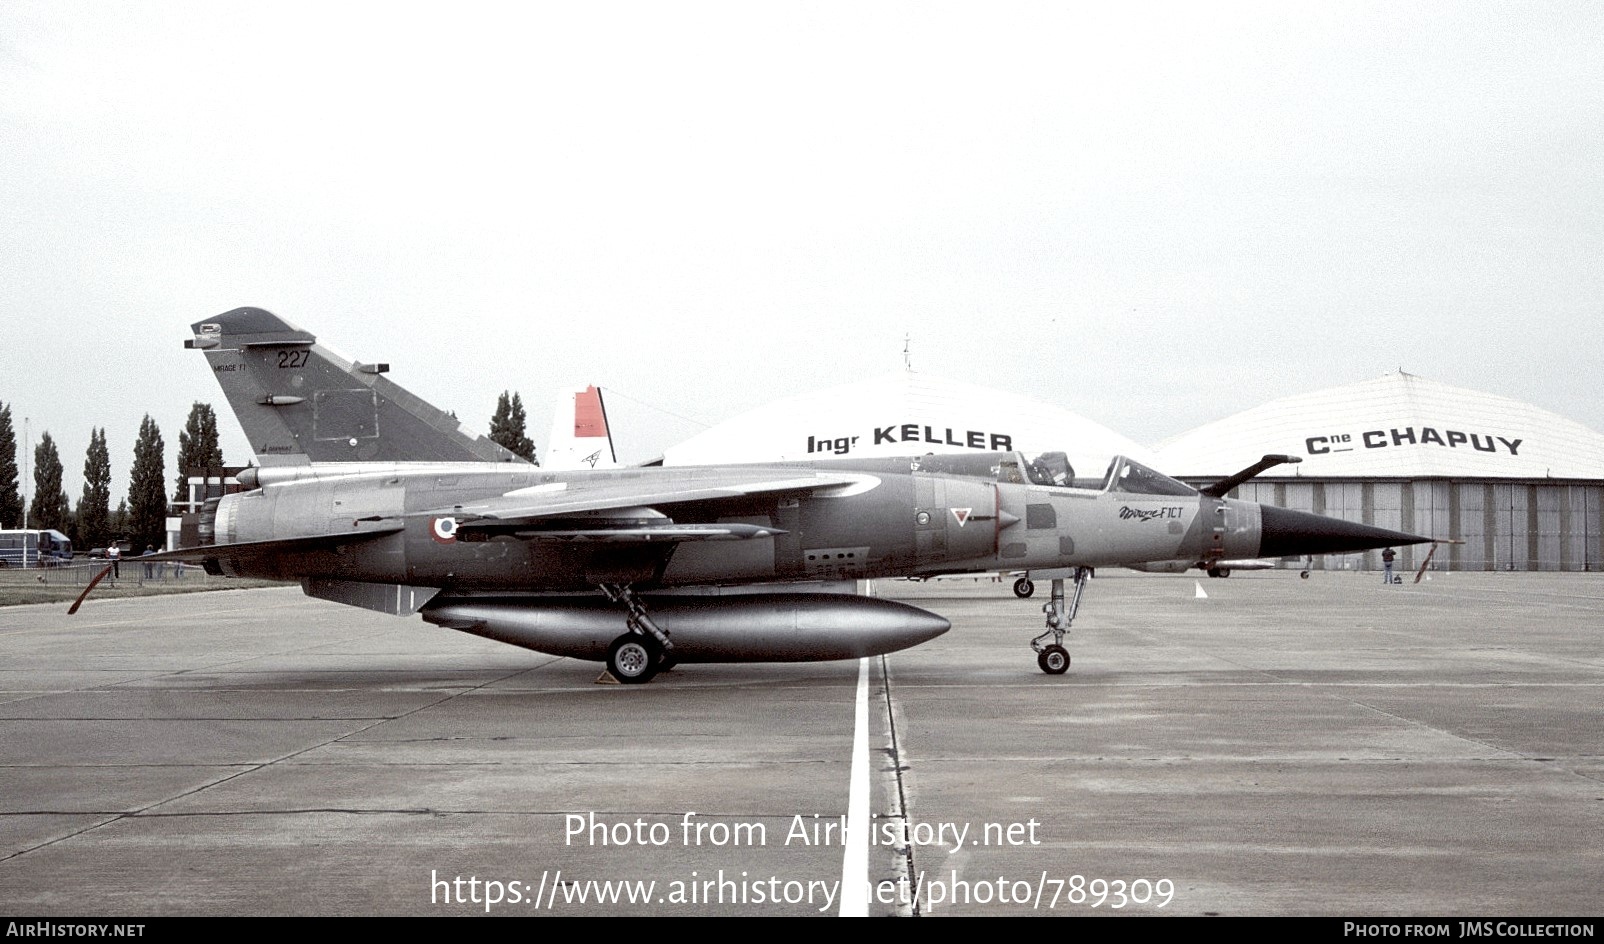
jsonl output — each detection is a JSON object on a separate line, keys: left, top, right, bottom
{"left": 113, "top": 307, "right": 1433, "bottom": 683}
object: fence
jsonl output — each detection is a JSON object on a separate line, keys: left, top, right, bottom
{"left": 0, "top": 559, "right": 205, "bottom": 589}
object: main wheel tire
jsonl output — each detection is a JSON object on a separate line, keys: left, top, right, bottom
{"left": 1300, "top": 570, "right": 1310, "bottom": 579}
{"left": 607, "top": 635, "right": 659, "bottom": 684}
{"left": 1206, "top": 567, "right": 1221, "bottom": 578}
{"left": 1013, "top": 578, "right": 1035, "bottom": 598}
{"left": 1037, "top": 644, "right": 1070, "bottom": 675}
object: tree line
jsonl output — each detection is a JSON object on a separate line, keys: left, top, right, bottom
{"left": 0, "top": 390, "right": 539, "bottom": 554}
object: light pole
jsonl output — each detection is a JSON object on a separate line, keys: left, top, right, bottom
{"left": 21, "top": 416, "right": 29, "bottom": 568}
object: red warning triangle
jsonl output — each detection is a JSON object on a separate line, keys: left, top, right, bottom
{"left": 951, "top": 507, "right": 972, "bottom": 527}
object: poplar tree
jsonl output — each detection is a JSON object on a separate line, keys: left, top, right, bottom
{"left": 0, "top": 402, "right": 20, "bottom": 529}
{"left": 175, "top": 403, "right": 224, "bottom": 500}
{"left": 128, "top": 416, "right": 167, "bottom": 552}
{"left": 489, "top": 391, "right": 537, "bottom": 462}
{"left": 110, "top": 499, "right": 129, "bottom": 543}
{"left": 28, "top": 432, "right": 70, "bottom": 532}
{"left": 78, "top": 428, "right": 112, "bottom": 550}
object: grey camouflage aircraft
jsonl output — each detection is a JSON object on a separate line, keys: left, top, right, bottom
{"left": 114, "top": 308, "right": 1431, "bottom": 683}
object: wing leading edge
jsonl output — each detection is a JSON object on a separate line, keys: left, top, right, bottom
{"left": 419, "top": 470, "right": 876, "bottom": 544}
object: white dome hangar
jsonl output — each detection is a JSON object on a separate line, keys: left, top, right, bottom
{"left": 664, "top": 372, "right": 1153, "bottom": 467}
{"left": 1155, "top": 372, "right": 1604, "bottom": 572}
{"left": 1155, "top": 371, "right": 1604, "bottom": 480}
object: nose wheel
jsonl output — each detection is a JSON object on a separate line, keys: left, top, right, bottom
{"left": 1029, "top": 567, "right": 1088, "bottom": 675}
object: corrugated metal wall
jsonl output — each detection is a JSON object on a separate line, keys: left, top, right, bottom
{"left": 1229, "top": 480, "right": 1604, "bottom": 572}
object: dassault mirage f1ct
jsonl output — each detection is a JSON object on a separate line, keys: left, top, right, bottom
{"left": 136, "top": 308, "right": 1432, "bottom": 682}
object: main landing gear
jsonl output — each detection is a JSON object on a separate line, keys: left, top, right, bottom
{"left": 1030, "top": 567, "right": 1089, "bottom": 675}
{"left": 599, "top": 583, "right": 675, "bottom": 684}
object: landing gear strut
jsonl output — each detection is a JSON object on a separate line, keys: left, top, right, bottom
{"left": 1030, "top": 567, "right": 1089, "bottom": 675}
{"left": 600, "top": 583, "right": 675, "bottom": 684}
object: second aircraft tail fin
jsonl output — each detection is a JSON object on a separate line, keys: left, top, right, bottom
{"left": 544, "top": 385, "right": 619, "bottom": 470}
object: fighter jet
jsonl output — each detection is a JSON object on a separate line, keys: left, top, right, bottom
{"left": 113, "top": 308, "right": 1431, "bottom": 683}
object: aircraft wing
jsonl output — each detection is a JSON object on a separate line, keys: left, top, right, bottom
{"left": 139, "top": 524, "right": 405, "bottom": 563}
{"left": 420, "top": 469, "right": 874, "bottom": 541}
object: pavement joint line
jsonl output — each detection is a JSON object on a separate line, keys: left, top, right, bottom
{"left": 0, "top": 716, "right": 405, "bottom": 722}
{"left": 0, "top": 644, "right": 408, "bottom": 706}
{"left": 0, "top": 656, "right": 541, "bottom": 865}
{"left": 1159, "top": 656, "right": 1602, "bottom": 776}
{"left": 878, "top": 654, "right": 919, "bottom": 918}
{"left": 47, "top": 634, "right": 412, "bottom": 687}
{"left": 1341, "top": 697, "right": 1533, "bottom": 761}
{"left": 0, "top": 598, "right": 314, "bottom": 633}
{"left": 1077, "top": 607, "right": 1602, "bottom": 689}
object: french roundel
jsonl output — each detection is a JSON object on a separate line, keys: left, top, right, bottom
{"left": 430, "top": 517, "right": 458, "bottom": 543}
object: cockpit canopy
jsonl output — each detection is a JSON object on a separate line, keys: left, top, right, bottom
{"left": 1105, "top": 455, "right": 1197, "bottom": 496}
{"left": 1000, "top": 452, "right": 1196, "bottom": 496}
{"left": 897, "top": 450, "right": 1196, "bottom": 495}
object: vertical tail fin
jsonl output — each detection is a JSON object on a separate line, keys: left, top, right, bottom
{"left": 544, "top": 385, "right": 619, "bottom": 470}
{"left": 187, "top": 307, "right": 527, "bottom": 465}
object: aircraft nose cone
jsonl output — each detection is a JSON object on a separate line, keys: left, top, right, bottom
{"left": 1258, "top": 504, "right": 1433, "bottom": 558}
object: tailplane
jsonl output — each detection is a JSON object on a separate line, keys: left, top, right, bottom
{"left": 187, "top": 307, "right": 527, "bottom": 465}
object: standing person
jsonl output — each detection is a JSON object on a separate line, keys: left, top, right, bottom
{"left": 107, "top": 543, "right": 121, "bottom": 580}
{"left": 1382, "top": 547, "right": 1396, "bottom": 585}
{"left": 142, "top": 545, "right": 155, "bottom": 579}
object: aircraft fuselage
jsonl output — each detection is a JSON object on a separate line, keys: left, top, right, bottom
{"left": 204, "top": 462, "right": 1259, "bottom": 591}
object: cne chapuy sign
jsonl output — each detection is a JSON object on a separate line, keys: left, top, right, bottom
{"left": 1305, "top": 427, "right": 1523, "bottom": 457}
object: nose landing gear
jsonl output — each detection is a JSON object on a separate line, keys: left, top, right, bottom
{"left": 1037, "top": 644, "right": 1070, "bottom": 674}
{"left": 1029, "top": 567, "right": 1089, "bottom": 675}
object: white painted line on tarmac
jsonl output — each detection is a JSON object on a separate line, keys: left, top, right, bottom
{"left": 839, "top": 656, "right": 870, "bottom": 916}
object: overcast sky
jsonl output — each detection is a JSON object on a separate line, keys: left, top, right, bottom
{"left": 2, "top": 1, "right": 1601, "bottom": 506}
